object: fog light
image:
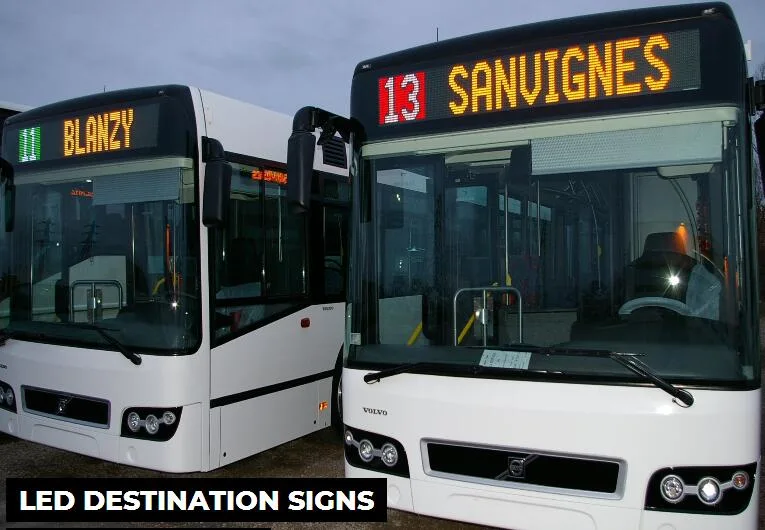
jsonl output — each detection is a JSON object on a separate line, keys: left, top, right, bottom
{"left": 344, "top": 430, "right": 354, "bottom": 446}
{"left": 660, "top": 474, "right": 685, "bottom": 503}
{"left": 358, "top": 439, "right": 374, "bottom": 462}
{"left": 5, "top": 388, "right": 13, "bottom": 407}
{"left": 697, "top": 477, "right": 722, "bottom": 505}
{"left": 731, "top": 471, "right": 749, "bottom": 490}
{"left": 380, "top": 443, "right": 398, "bottom": 467}
{"left": 144, "top": 414, "right": 160, "bottom": 435}
{"left": 126, "top": 412, "right": 141, "bottom": 432}
{"left": 162, "top": 411, "right": 176, "bottom": 425}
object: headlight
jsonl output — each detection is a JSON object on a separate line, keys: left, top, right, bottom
{"left": 696, "top": 477, "right": 722, "bottom": 505}
{"left": 660, "top": 474, "right": 685, "bottom": 503}
{"left": 162, "top": 411, "right": 176, "bottom": 425}
{"left": 0, "top": 380, "right": 17, "bottom": 413}
{"left": 126, "top": 411, "right": 141, "bottom": 432}
{"left": 144, "top": 414, "right": 160, "bottom": 435}
{"left": 380, "top": 443, "right": 399, "bottom": 467}
{"left": 358, "top": 439, "right": 374, "bottom": 462}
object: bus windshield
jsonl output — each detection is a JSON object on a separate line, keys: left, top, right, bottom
{"left": 349, "top": 107, "right": 758, "bottom": 385}
{"left": 0, "top": 157, "right": 200, "bottom": 353}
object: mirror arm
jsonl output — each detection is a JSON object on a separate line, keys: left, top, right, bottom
{"left": 292, "top": 106, "right": 360, "bottom": 144}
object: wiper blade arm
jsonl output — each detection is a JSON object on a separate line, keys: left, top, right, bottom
{"left": 364, "top": 362, "right": 438, "bottom": 384}
{"left": 67, "top": 323, "right": 142, "bottom": 366}
{"left": 532, "top": 346, "right": 693, "bottom": 407}
{"left": 609, "top": 352, "right": 694, "bottom": 407}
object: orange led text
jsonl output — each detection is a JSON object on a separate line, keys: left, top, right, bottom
{"left": 448, "top": 34, "right": 672, "bottom": 115}
{"left": 251, "top": 168, "right": 288, "bottom": 185}
{"left": 63, "top": 108, "right": 135, "bottom": 157}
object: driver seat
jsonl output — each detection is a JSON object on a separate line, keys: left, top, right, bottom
{"left": 625, "top": 231, "right": 696, "bottom": 301}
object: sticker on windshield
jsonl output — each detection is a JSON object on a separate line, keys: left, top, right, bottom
{"left": 479, "top": 350, "right": 532, "bottom": 370}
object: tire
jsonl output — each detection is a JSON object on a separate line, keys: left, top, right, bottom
{"left": 330, "top": 351, "right": 343, "bottom": 437}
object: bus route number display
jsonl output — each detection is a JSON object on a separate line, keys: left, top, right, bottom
{"left": 376, "top": 29, "right": 700, "bottom": 126}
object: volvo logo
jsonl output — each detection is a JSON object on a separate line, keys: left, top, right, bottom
{"left": 506, "top": 454, "right": 539, "bottom": 479}
{"left": 362, "top": 407, "right": 387, "bottom": 416}
{"left": 56, "top": 397, "right": 72, "bottom": 415}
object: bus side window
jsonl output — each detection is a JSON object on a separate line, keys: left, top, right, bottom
{"left": 212, "top": 160, "right": 306, "bottom": 343}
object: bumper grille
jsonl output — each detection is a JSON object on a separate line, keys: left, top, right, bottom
{"left": 423, "top": 440, "right": 625, "bottom": 499}
{"left": 22, "top": 386, "right": 110, "bottom": 428}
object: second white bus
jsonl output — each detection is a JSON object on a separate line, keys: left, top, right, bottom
{"left": 0, "top": 84, "right": 349, "bottom": 472}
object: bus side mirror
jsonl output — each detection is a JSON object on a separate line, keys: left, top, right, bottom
{"left": 287, "top": 131, "right": 316, "bottom": 213}
{"left": 202, "top": 159, "right": 232, "bottom": 228}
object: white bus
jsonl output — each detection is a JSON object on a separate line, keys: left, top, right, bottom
{"left": 0, "top": 84, "right": 350, "bottom": 472}
{"left": 287, "top": 3, "right": 764, "bottom": 529}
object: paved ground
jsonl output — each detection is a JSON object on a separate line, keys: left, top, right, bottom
{"left": 2, "top": 324, "right": 764, "bottom": 529}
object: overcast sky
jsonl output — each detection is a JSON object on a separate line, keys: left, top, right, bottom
{"left": 0, "top": 0, "right": 762, "bottom": 117}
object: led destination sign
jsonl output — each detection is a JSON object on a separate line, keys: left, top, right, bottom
{"left": 377, "top": 29, "right": 700, "bottom": 125}
{"left": 12, "top": 103, "right": 161, "bottom": 165}
{"left": 63, "top": 108, "right": 135, "bottom": 157}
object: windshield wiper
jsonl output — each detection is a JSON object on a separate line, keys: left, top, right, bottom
{"left": 65, "top": 323, "right": 142, "bottom": 366}
{"left": 364, "top": 362, "right": 450, "bottom": 384}
{"left": 525, "top": 346, "right": 693, "bottom": 407}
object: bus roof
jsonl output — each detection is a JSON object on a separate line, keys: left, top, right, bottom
{"left": 353, "top": 2, "right": 737, "bottom": 75}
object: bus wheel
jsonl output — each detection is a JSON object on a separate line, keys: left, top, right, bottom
{"left": 331, "top": 353, "right": 343, "bottom": 436}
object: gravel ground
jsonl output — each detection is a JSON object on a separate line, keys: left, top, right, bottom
{"left": 2, "top": 325, "right": 765, "bottom": 530}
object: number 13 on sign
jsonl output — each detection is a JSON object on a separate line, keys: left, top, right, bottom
{"left": 378, "top": 72, "right": 426, "bottom": 125}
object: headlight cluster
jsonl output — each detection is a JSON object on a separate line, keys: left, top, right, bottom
{"left": 120, "top": 407, "right": 182, "bottom": 441}
{"left": 646, "top": 463, "right": 757, "bottom": 515}
{"left": 659, "top": 471, "right": 748, "bottom": 505}
{"left": 0, "top": 380, "right": 16, "bottom": 413}
{"left": 343, "top": 425, "right": 409, "bottom": 477}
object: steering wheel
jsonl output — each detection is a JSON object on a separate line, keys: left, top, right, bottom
{"left": 618, "top": 296, "right": 692, "bottom": 317}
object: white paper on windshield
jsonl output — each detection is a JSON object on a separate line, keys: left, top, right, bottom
{"left": 479, "top": 350, "right": 532, "bottom": 370}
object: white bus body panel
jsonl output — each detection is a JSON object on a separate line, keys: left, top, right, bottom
{"left": 211, "top": 302, "right": 344, "bottom": 468}
{"left": 343, "top": 369, "right": 760, "bottom": 529}
{"left": 0, "top": 340, "right": 207, "bottom": 472}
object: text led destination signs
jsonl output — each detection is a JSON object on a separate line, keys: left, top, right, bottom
{"left": 377, "top": 29, "right": 700, "bottom": 125}
{"left": 15, "top": 103, "right": 160, "bottom": 164}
